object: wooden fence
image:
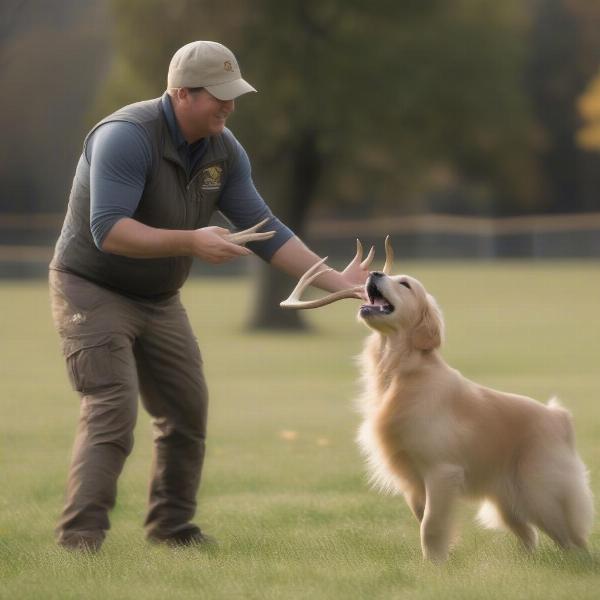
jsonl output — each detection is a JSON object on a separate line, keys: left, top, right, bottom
{"left": 1, "top": 212, "right": 600, "bottom": 277}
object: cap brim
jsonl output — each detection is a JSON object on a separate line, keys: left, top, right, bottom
{"left": 205, "top": 78, "right": 257, "bottom": 101}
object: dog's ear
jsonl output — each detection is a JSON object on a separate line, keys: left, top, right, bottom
{"left": 411, "top": 294, "right": 443, "bottom": 351}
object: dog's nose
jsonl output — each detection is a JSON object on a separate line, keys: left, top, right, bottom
{"left": 371, "top": 271, "right": 384, "bottom": 278}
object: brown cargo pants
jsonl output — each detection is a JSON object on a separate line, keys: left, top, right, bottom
{"left": 49, "top": 269, "right": 208, "bottom": 549}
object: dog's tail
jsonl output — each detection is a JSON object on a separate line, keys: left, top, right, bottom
{"left": 476, "top": 499, "right": 505, "bottom": 530}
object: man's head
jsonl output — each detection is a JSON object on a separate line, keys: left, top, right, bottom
{"left": 167, "top": 41, "right": 256, "bottom": 101}
{"left": 167, "top": 41, "right": 256, "bottom": 141}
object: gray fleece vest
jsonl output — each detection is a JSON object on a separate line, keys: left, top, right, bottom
{"left": 51, "top": 97, "right": 236, "bottom": 299}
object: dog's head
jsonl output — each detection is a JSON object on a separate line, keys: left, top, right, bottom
{"left": 280, "top": 237, "right": 443, "bottom": 352}
{"left": 359, "top": 272, "right": 444, "bottom": 350}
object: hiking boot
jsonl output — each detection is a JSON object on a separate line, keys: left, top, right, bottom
{"left": 148, "top": 526, "right": 217, "bottom": 548}
{"left": 58, "top": 532, "right": 104, "bottom": 553}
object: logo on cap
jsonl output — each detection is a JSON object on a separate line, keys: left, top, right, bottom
{"left": 224, "top": 60, "right": 233, "bottom": 72}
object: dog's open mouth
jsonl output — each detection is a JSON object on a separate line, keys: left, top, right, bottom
{"left": 360, "top": 281, "right": 394, "bottom": 316}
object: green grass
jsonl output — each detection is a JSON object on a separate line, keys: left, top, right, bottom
{"left": 1, "top": 261, "right": 600, "bottom": 599}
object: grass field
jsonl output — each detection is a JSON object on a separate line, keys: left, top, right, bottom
{"left": 1, "top": 261, "right": 600, "bottom": 599}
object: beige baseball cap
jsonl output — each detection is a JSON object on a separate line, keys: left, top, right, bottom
{"left": 167, "top": 41, "right": 256, "bottom": 101}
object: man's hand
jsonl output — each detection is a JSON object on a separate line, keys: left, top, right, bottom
{"left": 341, "top": 246, "right": 372, "bottom": 286}
{"left": 190, "top": 220, "right": 276, "bottom": 264}
{"left": 331, "top": 240, "right": 374, "bottom": 300}
{"left": 189, "top": 226, "right": 254, "bottom": 264}
{"left": 271, "top": 237, "right": 374, "bottom": 301}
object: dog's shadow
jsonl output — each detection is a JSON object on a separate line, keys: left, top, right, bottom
{"left": 523, "top": 546, "right": 600, "bottom": 574}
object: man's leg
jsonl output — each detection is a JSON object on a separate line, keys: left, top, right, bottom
{"left": 50, "top": 271, "right": 141, "bottom": 551}
{"left": 134, "top": 295, "right": 209, "bottom": 543}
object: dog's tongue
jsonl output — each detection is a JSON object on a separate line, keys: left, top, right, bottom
{"left": 372, "top": 297, "right": 387, "bottom": 306}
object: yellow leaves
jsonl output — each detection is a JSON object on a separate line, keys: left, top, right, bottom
{"left": 278, "top": 430, "right": 332, "bottom": 447}
{"left": 577, "top": 71, "right": 600, "bottom": 150}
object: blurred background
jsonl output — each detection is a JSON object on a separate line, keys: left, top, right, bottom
{"left": 1, "top": 0, "right": 600, "bottom": 328}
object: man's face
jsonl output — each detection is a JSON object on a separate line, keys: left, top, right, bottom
{"left": 185, "top": 89, "right": 235, "bottom": 138}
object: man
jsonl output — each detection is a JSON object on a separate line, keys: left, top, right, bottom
{"left": 49, "top": 40, "right": 368, "bottom": 551}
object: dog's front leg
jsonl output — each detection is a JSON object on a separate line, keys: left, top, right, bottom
{"left": 404, "top": 482, "right": 426, "bottom": 523}
{"left": 420, "top": 464, "right": 464, "bottom": 563}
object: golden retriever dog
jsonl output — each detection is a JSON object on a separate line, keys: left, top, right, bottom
{"left": 281, "top": 240, "right": 594, "bottom": 563}
{"left": 355, "top": 270, "right": 593, "bottom": 562}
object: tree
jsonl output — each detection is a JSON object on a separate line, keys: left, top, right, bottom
{"left": 97, "top": 0, "right": 535, "bottom": 328}
{"left": 526, "top": 0, "right": 600, "bottom": 213}
{"left": 578, "top": 71, "right": 600, "bottom": 149}
{"left": 235, "top": 0, "right": 537, "bottom": 326}
{"left": 0, "top": 0, "right": 110, "bottom": 214}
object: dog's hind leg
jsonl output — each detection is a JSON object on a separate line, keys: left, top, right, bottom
{"left": 496, "top": 501, "right": 538, "bottom": 551}
{"left": 522, "top": 453, "right": 592, "bottom": 549}
{"left": 523, "top": 489, "right": 581, "bottom": 549}
{"left": 420, "top": 464, "right": 464, "bottom": 563}
{"left": 531, "top": 506, "right": 574, "bottom": 548}
{"left": 563, "top": 458, "right": 594, "bottom": 549}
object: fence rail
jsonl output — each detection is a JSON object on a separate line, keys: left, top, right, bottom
{"left": 1, "top": 212, "right": 599, "bottom": 277}
{"left": 308, "top": 212, "right": 600, "bottom": 236}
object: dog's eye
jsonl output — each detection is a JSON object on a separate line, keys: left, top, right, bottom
{"left": 399, "top": 280, "right": 411, "bottom": 289}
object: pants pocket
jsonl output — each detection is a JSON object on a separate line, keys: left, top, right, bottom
{"left": 63, "top": 335, "right": 114, "bottom": 394}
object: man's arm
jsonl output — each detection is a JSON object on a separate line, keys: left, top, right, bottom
{"left": 103, "top": 218, "right": 252, "bottom": 263}
{"left": 217, "top": 133, "right": 368, "bottom": 291}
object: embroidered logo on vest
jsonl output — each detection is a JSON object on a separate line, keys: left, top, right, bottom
{"left": 201, "top": 166, "right": 223, "bottom": 190}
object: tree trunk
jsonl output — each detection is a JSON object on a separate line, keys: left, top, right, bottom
{"left": 247, "top": 130, "right": 322, "bottom": 331}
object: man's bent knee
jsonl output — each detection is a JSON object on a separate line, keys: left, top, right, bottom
{"left": 80, "top": 385, "right": 138, "bottom": 455}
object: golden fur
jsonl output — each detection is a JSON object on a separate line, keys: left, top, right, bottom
{"left": 355, "top": 271, "right": 593, "bottom": 563}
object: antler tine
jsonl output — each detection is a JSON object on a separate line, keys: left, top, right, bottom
{"left": 346, "top": 239, "right": 363, "bottom": 268}
{"left": 345, "top": 239, "right": 375, "bottom": 272}
{"left": 295, "top": 257, "right": 334, "bottom": 289}
{"left": 361, "top": 244, "right": 375, "bottom": 270}
{"left": 382, "top": 235, "right": 394, "bottom": 275}
{"left": 226, "top": 218, "right": 276, "bottom": 245}
{"left": 280, "top": 256, "right": 363, "bottom": 310}
{"left": 280, "top": 257, "right": 329, "bottom": 306}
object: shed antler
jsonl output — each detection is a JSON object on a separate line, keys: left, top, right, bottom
{"left": 280, "top": 239, "right": 376, "bottom": 309}
{"left": 224, "top": 218, "right": 276, "bottom": 245}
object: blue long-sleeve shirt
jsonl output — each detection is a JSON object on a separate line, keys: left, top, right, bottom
{"left": 87, "top": 93, "right": 293, "bottom": 261}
